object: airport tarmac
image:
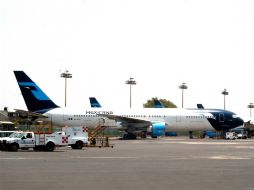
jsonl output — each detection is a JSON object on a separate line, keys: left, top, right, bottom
{"left": 1, "top": 137, "right": 254, "bottom": 190}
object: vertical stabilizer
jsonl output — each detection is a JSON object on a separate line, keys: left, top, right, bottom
{"left": 197, "top": 104, "right": 204, "bottom": 109}
{"left": 154, "top": 99, "right": 165, "bottom": 108}
{"left": 14, "top": 71, "right": 59, "bottom": 113}
{"left": 89, "top": 97, "right": 102, "bottom": 108}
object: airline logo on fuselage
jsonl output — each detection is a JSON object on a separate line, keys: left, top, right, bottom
{"left": 86, "top": 111, "right": 113, "bottom": 115}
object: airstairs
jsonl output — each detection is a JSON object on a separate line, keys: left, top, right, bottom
{"left": 87, "top": 125, "right": 114, "bottom": 148}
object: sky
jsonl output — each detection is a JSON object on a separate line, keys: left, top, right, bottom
{"left": 1, "top": 0, "right": 254, "bottom": 121}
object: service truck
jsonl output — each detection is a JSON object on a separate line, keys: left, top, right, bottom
{"left": 225, "top": 132, "right": 237, "bottom": 140}
{"left": 0, "top": 131, "right": 16, "bottom": 138}
{"left": 0, "top": 131, "right": 69, "bottom": 151}
{"left": 54, "top": 126, "right": 89, "bottom": 149}
{"left": 0, "top": 131, "right": 23, "bottom": 142}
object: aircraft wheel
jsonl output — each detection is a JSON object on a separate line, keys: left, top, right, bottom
{"left": 141, "top": 132, "right": 147, "bottom": 138}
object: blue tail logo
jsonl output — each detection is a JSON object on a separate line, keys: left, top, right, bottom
{"left": 14, "top": 71, "right": 59, "bottom": 113}
{"left": 18, "top": 82, "right": 51, "bottom": 101}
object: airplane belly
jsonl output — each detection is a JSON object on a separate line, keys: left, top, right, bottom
{"left": 188, "top": 120, "right": 213, "bottom": 131}
{"left": 166, "top": 117, "right": 214, "bottom": 132}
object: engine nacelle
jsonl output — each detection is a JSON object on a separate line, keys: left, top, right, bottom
{"left": 150, "top": 122, "right": 166, "bottom": 137}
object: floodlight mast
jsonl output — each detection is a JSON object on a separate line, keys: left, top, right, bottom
{"left": 179, "top": 82, "right": 188, "bottom": 108}
{"left": 60, "top": 70, "right": 72, "bottom": 107}
{"left": 221, "top": 89, "right": 228, "bottom": 110}
{"left": 248, "top": 103, "right": 254, "bottom": 118}
{"left": 125, "top": 77, "right": 136, "bottom": 108}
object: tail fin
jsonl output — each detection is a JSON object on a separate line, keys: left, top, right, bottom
{"left": 14, "top": 71, "right": 59, "bottom": 113}
{"left": 197, "top": 104, "right": 204, "bottom": 109}
{"left": 154, "top": 99, "right": 164, "bottom": 108}
{"left": 89, "top": 97, "right": 102, "bottom": 108}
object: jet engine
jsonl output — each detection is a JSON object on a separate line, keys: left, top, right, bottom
{"left": 149, "top": 122, "right": 166, "bottom": 138}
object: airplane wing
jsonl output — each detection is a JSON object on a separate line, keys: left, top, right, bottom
{"left": 98, "top": 114, "right": 151, "bottom": 128}
{"left": 14, "top": 109, "right": 48, "bottom": 118}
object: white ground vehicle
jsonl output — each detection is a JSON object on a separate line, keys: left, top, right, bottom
{"left": 0, "top": 131, "right": 68, "bottom": 151}
{"left": 0, "top": 131, "right": 23, "bottom": 141}
{"left": 236, "top": 132, "right": 248, "bottom": 139}
{"left": 54, "top": 126, "right": 89, "bottom": 149}
{"left": 0, "top": 131, "right": 16, "bottom": 138}
{"left": 225, "top": 132, "right": 237, "bottom": 140}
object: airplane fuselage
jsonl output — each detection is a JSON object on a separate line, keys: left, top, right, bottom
{"left": 43, "top": 107, "right": 243, "bottom": 133}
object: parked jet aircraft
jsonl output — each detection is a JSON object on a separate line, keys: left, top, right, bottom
{"left": 14, "top": 71, "right": 244, "bottom": 139}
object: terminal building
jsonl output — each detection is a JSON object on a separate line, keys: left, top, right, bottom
{"left": 0, "top": 107, "right": 54, "bottom": 133}
{"left": 0, "top": 107, "right": 15, "bottom": 130}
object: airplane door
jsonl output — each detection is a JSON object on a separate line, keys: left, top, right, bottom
{"left": 219, "top": 113, "right": 224, "bottom": 122}
{"left": 63, "top": 114, "right": 69, "bottom": 121}
{"left": 99, "top": 118, "right": 105, "bottom": 126}
{"left": 176, "top": 114, "right": 181, "bottom": 123}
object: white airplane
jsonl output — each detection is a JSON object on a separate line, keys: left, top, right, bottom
{"left": 14, "top": 71, "right": 244, "bottom": 139}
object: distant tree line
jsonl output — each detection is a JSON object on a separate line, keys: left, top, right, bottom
{"left": 143, "top": 97, "right": 177, "bottom": 108}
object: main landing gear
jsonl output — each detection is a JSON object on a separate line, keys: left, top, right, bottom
{"left": 122, "top": 131, "right": 147, "bottom": 140}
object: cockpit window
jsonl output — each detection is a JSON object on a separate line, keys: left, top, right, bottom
{"left": 232, "top": 114, "right": 238, "bottom": 118}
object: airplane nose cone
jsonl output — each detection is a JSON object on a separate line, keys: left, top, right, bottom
{"left": 236, "top": 117, "right": 244, "bottom": 127}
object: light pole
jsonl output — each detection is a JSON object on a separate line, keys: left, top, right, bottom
{"left": 60, "top": 70, "right": 72, "bottom": 107}
{"left": 221, "top": 89, "right": 228, "bottom": 110}
{"left": 125, "top": 77, "right": 136, "bottom": 108}
{"left": 179, "top": 82, "right": 188, "bottom": 108}
{"left": 248, "top": 103, "right": 254, "bottom": 118}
